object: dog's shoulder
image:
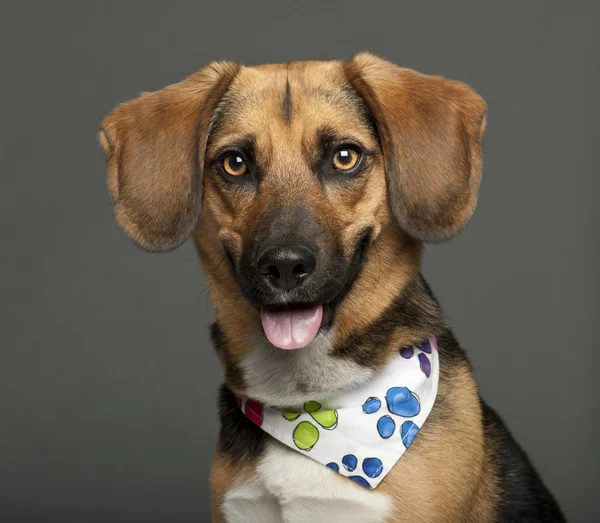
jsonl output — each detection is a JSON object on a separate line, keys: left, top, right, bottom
{"left": 481, "top": 401, "right": 567, "bottom": 522}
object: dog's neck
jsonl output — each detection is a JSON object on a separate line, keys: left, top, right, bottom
{"left": 204, "top": 223, "right": 446, "bottom": 409}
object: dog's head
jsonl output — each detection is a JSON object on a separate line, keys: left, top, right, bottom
{"left": 100, "top": 53, "right": 486, "bottom": 366}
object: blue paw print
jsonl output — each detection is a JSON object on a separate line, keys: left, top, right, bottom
{"left": 349, "top": 476, "right": 371, "bottom": 488}
{"left": 386, "top": 387, "right": 421, "bottom": 417}
{"left": 342, "top": 454, "right": 358, "bottom": 471}
{"left": 362, "top": 387, "right": 421, "bottom": 444}
{"left": 401, "top": 421, "right": 420, "bottom": 448}
{"left": 362, "top": 397, "right": 381, "bottom": 414}
{"left": 362, "top": 457, "right": 383, "bottom": 478}
{"left": 362, "top": 340, "right": 431, "bottom": 444}
{"left": 328, "top": 454, "right": 382, "bottom": 488}
{"left": 376, "top": 415, "right": 395, "bottom": 439}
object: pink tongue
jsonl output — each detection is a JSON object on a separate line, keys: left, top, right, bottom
{"left": 260, "top": 304, "right": 323, "bottom": 350}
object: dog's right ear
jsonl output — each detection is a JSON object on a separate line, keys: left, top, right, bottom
{"left": 98, "top": 62, "right": 239, "bottom": 252}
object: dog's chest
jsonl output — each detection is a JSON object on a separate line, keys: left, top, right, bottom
{"left": 222, "top": 440, "right": 392, "bottom": 523}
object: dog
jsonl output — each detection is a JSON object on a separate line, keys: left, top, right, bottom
{"left": 99, "top": 53, "right": 565, "bottom": 522}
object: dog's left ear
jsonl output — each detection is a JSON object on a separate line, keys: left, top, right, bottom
{"left": 345, "top": 53, "right": 487, "bottom": 242}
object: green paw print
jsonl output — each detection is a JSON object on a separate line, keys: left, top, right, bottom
{"left": 283, "top": 401, "right": 338, "bottom": 451}
{"left": 293, "top": 421, "right": 319, "bottom": 450}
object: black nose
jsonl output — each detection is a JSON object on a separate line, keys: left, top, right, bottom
{"left": 258, "top": 245, "right": 316, "bottom": 292}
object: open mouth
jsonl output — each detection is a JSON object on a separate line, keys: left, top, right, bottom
{"left": 251, "top": 230, "right": 373, "bottom": 350}
{"left": 260, "top": 303, "right": 327, "bottom": 350}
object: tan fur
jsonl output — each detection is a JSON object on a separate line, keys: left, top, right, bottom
{"left": 378, "top": 362, "right": 498, "bottom": 522}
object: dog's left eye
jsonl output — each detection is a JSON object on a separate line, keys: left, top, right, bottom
{"left": 222, "top": 154, "right": 248, "bottom": 176}
{"left": 332, "top": 147, "right": 360, "bottom": 171}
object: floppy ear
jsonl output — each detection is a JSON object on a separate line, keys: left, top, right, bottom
{"left": 345, "top": 53, "right": 487, "bottom": 242}
{"left": 98, "top": 61, "right": 240, "bottom": 252}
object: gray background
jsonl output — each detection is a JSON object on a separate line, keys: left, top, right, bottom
{"left": 1, "top": 1, "right": 598, "bottom": 522}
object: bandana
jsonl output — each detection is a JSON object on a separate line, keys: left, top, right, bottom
{"left": 237, "top": 337, "right": 439, "bottom": 489}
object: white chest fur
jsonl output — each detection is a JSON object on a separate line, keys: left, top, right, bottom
{"left": 240, "top": 331, "right": 375, "bottom": 408}
{"left": 222, "top": 440, "right": 392, "bottom": 523}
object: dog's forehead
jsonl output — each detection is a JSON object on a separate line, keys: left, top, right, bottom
{"left": 209, "top": 60, "right": 372, "bottom": 149}
{"left": 243, "top": 60, "right": 343, "bottom": 84}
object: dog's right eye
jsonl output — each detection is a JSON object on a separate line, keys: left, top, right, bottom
{"left": 222, "top": 154, "right": 248, "bottom": 177}
{"left": 332, "top": 147, "right": 361, "bottom": 172}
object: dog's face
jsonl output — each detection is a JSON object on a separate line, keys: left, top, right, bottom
{"left": 100, "top": 54, "right": 486, "bottom": 398}
{"left": 200, "top": 62, "right": 388, "bottom": 349}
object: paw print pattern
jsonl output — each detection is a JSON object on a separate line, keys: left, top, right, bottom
{"left": 400, "top": 421, "right": 420, "bottom": 448}
{"left": 362, "top": 457, "right": 383, "bottom": 479}
{"left": 399, "top": 346, "right": 414, "bottom": 359}
{"left": 305, "top": 401, "right": 339, "bottom": 430}
{"left": 282, "top": 411, "right": 301, "bottom": 421}
{"left": 418, "top": 352, "right": 431, "bottom": 377}
{"left": 328, "top": 455, "right": 382, "bottom": 489}
{"left": 386, "top": 387, "right": 421, "bottom": 417}
{"left": 342, "top": 454, "right": 358, "bottom": 471}
{"left": 293, "top": 421, "right": 319, "bottom": 451}
{"left": 420, "top": 340, "right": 433, "bottom": 353}
{"left": 376, "top": 415, "right": 395, "bottom": 439}
{"left": 283, "top": 401, "right": 339, "bottom": 452}
{"left": 239, "top": 338, "right": 437, "bottom": 489}
{"left": 362, "top": 397, "right": 381, "bottom": 414}
{"left": 399, "top": 340, "right": 433, "bottom": 377}
{"left": 363, "top": 387, "right": 421, "bottom": 442}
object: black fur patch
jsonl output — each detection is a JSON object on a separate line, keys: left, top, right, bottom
{"left": 430, "top": 318, "right": 471, "bottom": 371}
{"left": 210, "top": 322, "right": 246, "bottom": 390}
{"left": 281, "top": 78, "right": 292, "bottom": 124}
{"left": 333, "top": 274, "right": 446, "bottom": 368}
{"left": 217, "top": 385, "right": 267, "bottom": 464}
{"left": 326, "top": 228, "right": 372, "bottom": 319}
{"left": 482, "top": 401, "right": 566, "bottom": 522}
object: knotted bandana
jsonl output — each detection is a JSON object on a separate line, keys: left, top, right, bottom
{"left": 237, "top": 337, "right": 439, "bottom": 489}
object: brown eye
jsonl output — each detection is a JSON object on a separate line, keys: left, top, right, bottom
{"left": 222, "top": 154, "right": 247, "bottom": 176}
{"left": 332, "top": 148, "right": 360, "bottom": 171}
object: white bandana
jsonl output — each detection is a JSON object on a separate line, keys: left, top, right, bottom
{"left": 237, "top": 337, "right": 439, "bottom": 489}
